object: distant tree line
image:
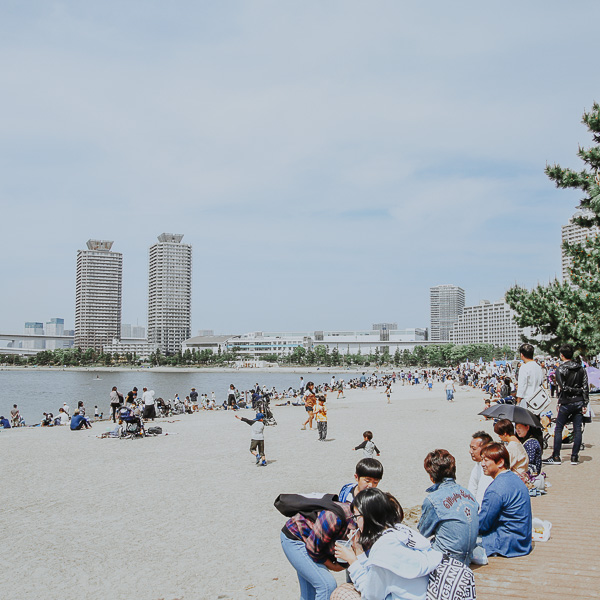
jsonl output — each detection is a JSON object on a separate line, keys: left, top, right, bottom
{"left": 0, "top": 343, "right": 516, "bottom": 368}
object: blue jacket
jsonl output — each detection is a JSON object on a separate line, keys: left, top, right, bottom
{"left": 418, "top": 478, "right": 479, "bottom": 565}
{"left": 70, "top": 414, "right": 87, "bottom": 430}
{"left": 478, "top": 470, "right": 532, "bottom": 557}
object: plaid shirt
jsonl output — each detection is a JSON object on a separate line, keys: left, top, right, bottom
{"left": 283, "top": 503, "right": 355, "bottom": 563}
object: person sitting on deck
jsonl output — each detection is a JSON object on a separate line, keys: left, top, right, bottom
{"left": 493, "top": 419, "right": 529, "bottom": 477}
{"left": 468, "top": 431, "right": 494, "bottom": 508}
{"left": 418, "top": 449, "right": 479, "bottom": 566}
{"left": 478, "top": 442, "right": 532, "bottom": 558}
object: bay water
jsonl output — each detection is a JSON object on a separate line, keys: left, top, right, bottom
{"left": 0, "top": 369, "right": 341, "bottom": 424}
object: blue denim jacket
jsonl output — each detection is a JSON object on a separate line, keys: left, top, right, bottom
{"left": 418, "top": 478, "right": 479, "bottom": 565}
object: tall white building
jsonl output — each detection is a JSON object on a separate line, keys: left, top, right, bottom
{"left": 148, "top": 233, "right": 192, "bottom": 355}
{"left": 430, "top": 284, "right": 465, "bottom": 342}
{"left": 75, "top": 240, "right": 123, "bottom": 351}
{"left": 561, "top": 210, "right": 600, "bottom": 281}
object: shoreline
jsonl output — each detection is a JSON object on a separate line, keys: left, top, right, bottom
{"left": 0, "top": 365, "right": 391, "bottom": 374}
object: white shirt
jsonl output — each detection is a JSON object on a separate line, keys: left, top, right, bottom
{"left": 142, "top": 390, "right": 155, "bottom": 406}
{"left": 517, "top": 360, "right": 543, "bottom": 402}
{"left": 468, "top": 462, "right": 493, "bottom": 509}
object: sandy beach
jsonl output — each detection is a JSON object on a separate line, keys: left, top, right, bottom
{"left": 2, "top": 384, "right": 505, "bottom": 600}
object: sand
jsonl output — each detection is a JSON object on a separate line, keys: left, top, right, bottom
{"left": 1, "top": 384, "right": 495, "bottom": 600}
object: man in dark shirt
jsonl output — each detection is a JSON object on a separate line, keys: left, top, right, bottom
{"left": 543, "top": 344, "right": 589, "bottom": 465}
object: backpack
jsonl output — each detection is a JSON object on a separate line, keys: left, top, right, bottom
{"left": 147, "top": 426, "right": 163, "bottom": 435}
{"left": 274, "top": 493, "right": 346, "bottom": 522}
{"left": 338, "top": 483, "right": 357, "bottom": 504}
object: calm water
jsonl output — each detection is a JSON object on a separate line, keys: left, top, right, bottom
{"left": 0, "top": 369, "right": 340, "bottom": 424}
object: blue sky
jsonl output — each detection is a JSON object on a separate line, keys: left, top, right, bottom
{"left": 1, "top": 1, "right": 598, "bottom": 335}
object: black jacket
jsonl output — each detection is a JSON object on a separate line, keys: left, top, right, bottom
{"left": 556, "top": 360, "right": 589, "bottom": 405}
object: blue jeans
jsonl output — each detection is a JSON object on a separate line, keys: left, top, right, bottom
{"left": 280, "top": 532, "right": 337, "bottom": 600}
{"left": 446, "top": 390, "right": 453, "bottom": 401}
{"left": 553, "top": 401, "right": 584, "bottom": 459}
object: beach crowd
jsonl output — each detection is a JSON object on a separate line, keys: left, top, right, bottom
{"left": 1, "top": 342, "right": 594, "bottom": 599}
{"left": 279, "top": 342, "right": 593, "bottom": 600}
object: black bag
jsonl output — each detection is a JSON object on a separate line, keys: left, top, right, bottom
{"left": 274, "top": 493, "right": 346, "bottom": 522}
{"left": 147, "top": 426, "right": 162, "bottom": 435}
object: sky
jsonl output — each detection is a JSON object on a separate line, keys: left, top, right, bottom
{"left": 1, "top": 1, "right": 599, "bottom": 336}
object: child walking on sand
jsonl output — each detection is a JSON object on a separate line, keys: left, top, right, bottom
{"left": 314, "top": 395, "right": 328, "bottom": 441}
{"left": 353, "top": 430, "right": 381, "bottom": 458}
{"left": 385, "top": 382, "right": 392, "bottom": 404}
{"left": 235, "top": 413, "right": 267, "bottom": 466}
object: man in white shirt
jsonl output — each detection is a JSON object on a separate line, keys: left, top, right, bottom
{"left": 142, "top": 387, "right": 156, "bottom": 421}
{"left": 516, "top": 343, "right": 543, "bottom": 406}
{"left": 468, "top": 431, "right": 494, "bottom": 509}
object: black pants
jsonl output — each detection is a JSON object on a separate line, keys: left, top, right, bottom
{"left": 111, "top": 403, "right": 121, "bottom": 423}
{"left": 143, "top": 405, "right": 156, "bottom": 420}
{"left": 553, "top": 401, "right": 584, "bottom": 460}
{"left": 317, "top": 421, "right": 327, "bottom": 440}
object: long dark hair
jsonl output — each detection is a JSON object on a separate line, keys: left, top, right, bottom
{"left": 516, "top": 423, "right": 543, "bottom": 448}
{"left": 350, "top": 488, "right": 403, "bottom": 551}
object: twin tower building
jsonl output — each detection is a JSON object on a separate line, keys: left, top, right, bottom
{"left": 75, "top": 234, "right": 192, "bottom": 355}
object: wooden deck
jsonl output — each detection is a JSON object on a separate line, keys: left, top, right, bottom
{"left": 474, "top": 398, "right": 600, "bottom": 599}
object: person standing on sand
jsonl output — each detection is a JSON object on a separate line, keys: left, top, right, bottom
{"left": 190, "top": 387, "right": 199, "bottom": 412}
{"left": 235, "top": 412, "right": 267, "bottom": 466}
{"left": 109, "top": 387, "right": 122, "bottom": 423}
{"left": 314, "top": 396, "right": 328, "bottom": 441}
{"left": 444, "top": 378, "right": 455, "bottom": 402}
{"left": 301, "top": 382, "right": 317, "bottom": 430}
{"left": 142, "top": 387, "right": 156, "bottom": 421}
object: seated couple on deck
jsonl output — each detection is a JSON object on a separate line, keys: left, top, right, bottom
{"left": 474, "top": 442, "right": 532, "bottom": 563}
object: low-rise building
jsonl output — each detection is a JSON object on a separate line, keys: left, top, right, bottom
{"left": 103, "top": 338, "right": 158, "bottom": 360}
{"left": 183, "top": 329, "right": 430, "bottom": 359}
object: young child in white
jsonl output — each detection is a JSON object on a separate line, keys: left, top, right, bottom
{"left": 353, "top": 430, "right": 381, "bottom": 458}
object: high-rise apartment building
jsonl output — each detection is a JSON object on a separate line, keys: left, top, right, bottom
{"left": 148, "top": 233, "right": 192, "bottom": 355}
{"left": 561, "top": 210, "right": 600, "bottom": 281}
{"left": 75, "top": 240, "right": 123, "bottom": 351}
{"left": 449, "top": 300, "right": 523, "bottom": 351}
{"left": 430, "top": 284, "right": 465, "bottom": 342}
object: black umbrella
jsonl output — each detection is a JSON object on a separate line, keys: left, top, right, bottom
{"left": 479, "top": 404, "right": 542, "bottom": 428}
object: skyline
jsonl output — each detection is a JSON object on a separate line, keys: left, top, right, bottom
{"left": 2, "top": 2, "right": 599, "bottom": 335}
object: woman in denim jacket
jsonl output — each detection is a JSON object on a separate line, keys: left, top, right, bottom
{"left": 418, "top": 449, "right": 479, "bottom": 565}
